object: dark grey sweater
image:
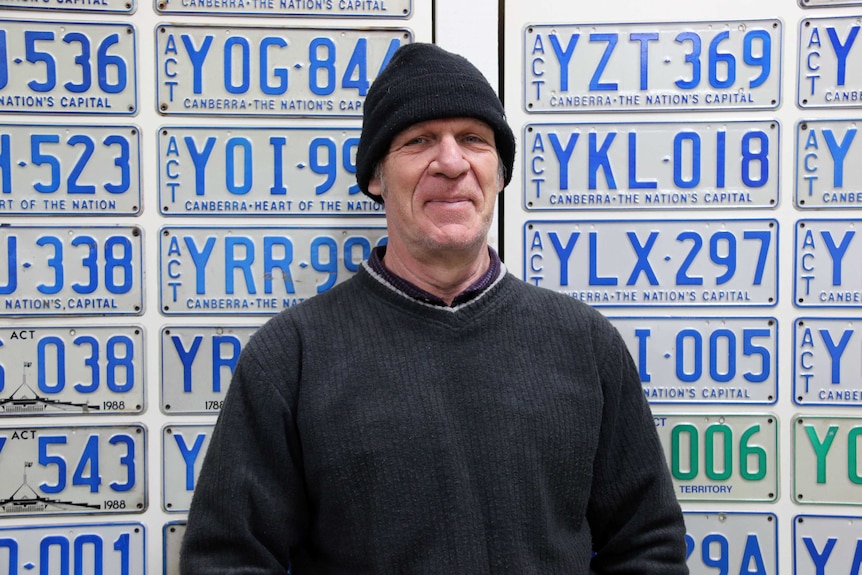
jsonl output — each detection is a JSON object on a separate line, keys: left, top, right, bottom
{"left": 180, "top": 266, "right": 688, "bottom": 574}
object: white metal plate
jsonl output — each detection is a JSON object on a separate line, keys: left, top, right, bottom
{"left": 0, "top": 0, "right": 134, "bottom": 11}
{"left": 0, "top": 123, "right": 141, "bottom": 215}
{"left": 0, "top": 19, "right": 137, "bottom": 114}
{"left": 155, "top": 24, "right": 410, "bottom": 117}
{"left": 523, "top": 219, "right": 778, "bottom": 307}
{"left": 684, "top": 512, "right": 777, "bottom": 574}
{"left": 163, "top": 521, "right": 185, "bottom": 575}
{"left": 794, "top": 415, "right": 862, "bottom": 505}
{"left": 655, "top": 413, "right": 778, "bottom": 502}
{"left": 794, "top": 219, "right": 862, "bottom": 308}
{"left": 794, "top": 318, "right": 862, "bottom": 406}
{"left": 0, "top": 424, "right": 146, "bottom": 516}
{"left": 0, "top": 225, "right": 144, "bottom": 317}
{"left": 161, "top": 324, "right": 260, "bottom": 414}
{"left": 801, "top": 0, "right": 862, "bottom": 4}
{"left": 796, "top": 119, "right": 862, "bottom": 209}
{"left": 611, "top": 316, "right": 777, "bottom": 404}
{"left": 156, "top": 0, "right": 411, "bottom": 17}
{"left": 0, "top": 522, "right": 146, "bottom": 574}
{"left": 793, "top": 514, "right": 862, "bottom": 573}
{"left": 162, "top": 424, "right": 212, "bottom": 513}
{"left": 158, "top": 125, "right": 383, "bottom": 216}
{"left": 159, "top": 225, "right": 387, "bottom": 315}
{"left": 525, "top": 120, "right": 779, "bottom": 210}
{"left": 524, "top": 19, "right": 781, "bottom": 112}
{"left": 798, "top": 16, "right": 862, "bottom": 108}
{"left": 0, "top": 325, "right": 145, "bottom": 415}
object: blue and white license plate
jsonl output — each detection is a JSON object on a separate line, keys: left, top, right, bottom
{"left": 655, "top": 413, "right": 778, "bottom": 502}
{"left": 0, "top": 424, "right": 146, "bottom": 516}
{"left": 523, "top": 219, "right": 778, "bottom": 307}
{"left": 156, "top": 25, "right": 409, "bottom": 117}
{"left": 161, "top": 324, "right": 260, "bottom": 414}
{"left": 159, "top": 125, "right": 382, "bottom": 216}
{"left": 0, "top": 0, "right": 134, "bottom": 11}
{"left": 0, "top": 123, "right": 141, "bottom": 215}
{"left": 793, "top": 415, "right": 862, "bottom": 505}
{"left": 794, "top": 219, "right": 862, "bottom": 307}
{"left": 0, "top": 19, "right": 136, "bottom": 115}
{"left": 0, "top": 522, "right": 145, "bottom": 574}
{"left": 0, "top": 225, "right": 144, "bottom": 317}
{"left": 794, "top": 514, "right": 862, "bottom": 573}
{"left": 612, "top": 317, "right": 777, "bottom": 404}
{"left": 162, "top": 424, "right": 212, "bottom": 513}
{"left": 796, "top": 119, "right": 862, "bottom": 208}
{"left": 159, "top": 225, "right": 386, "bottom": 315}
{"left": 801, "top": 0, "right": 862, "bottom": 4}
{"left": 524, "top": 20, "right": 781, "bottom": 113}
{"left": 525, "top": 120, "right": 779, "bottom": 210}
{"left": 157, "top": 0, "right": 410, "bottom": 17}
{"left": 799, "top": 16, "right": 862, "bottom": 108}
{"left": 684, "top": 512, "right": 776, "bottom": 574}
{"left": 0, "top": 325, "right": 144, "bottom": 416}
{"left": 794, "top": 318, "right": 862, "bottom": 406}
{"left": 163, "top": 521, "right": 185, "bottom": 575}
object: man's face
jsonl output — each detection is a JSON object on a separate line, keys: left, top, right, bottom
{"left": 368, "top": 117, "right": 503, "bottom": 259}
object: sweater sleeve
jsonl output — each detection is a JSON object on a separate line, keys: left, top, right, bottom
{"left": 180, "top": 317, "right": 307, "bottom": 574}
{"left": 586, "top": 320, "right": 689, "bottom": 574}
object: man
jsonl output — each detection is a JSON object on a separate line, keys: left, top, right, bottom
{"left": 181, "top": 42, "right": 689, "bottom": 574}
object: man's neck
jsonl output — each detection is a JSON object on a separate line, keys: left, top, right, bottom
{"left": 381, "top": 243, "right": 491, "bottom": 306}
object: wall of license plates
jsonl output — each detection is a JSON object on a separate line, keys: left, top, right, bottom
{"left": 0, "top": 0, "right": 438, "bottom": 571}
{"left": 3, "top": 0, "right": 862, "bottom": 571}
{"left": 504, "top": 0, "right": 862, "bottom": 572}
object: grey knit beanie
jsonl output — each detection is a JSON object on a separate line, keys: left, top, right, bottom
{"left": 355, "top": 43, "right": 516, "bottom": 203}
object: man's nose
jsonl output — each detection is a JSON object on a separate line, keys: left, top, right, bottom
{"left": 429, "top": 135, "right": 470, "bottom": 177}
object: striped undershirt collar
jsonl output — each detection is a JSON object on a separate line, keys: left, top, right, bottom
{"left": 366, "top": 245, "right": 501, "bottom": 308}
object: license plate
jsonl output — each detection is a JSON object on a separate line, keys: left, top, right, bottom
{"left": 524, "top": 19, "right": 781, "bottom": 112}
{"left": 794, "top": 318, "right": 862, "bottom": 406}
{"left": 158, "top": 125, "right": 382, "bottom": 216}
{"left": 0, "top": 0, "right": 134, "bottom": 11}
{"left": 0, "top": 19, "right": 136, "bottom": 114}
{"left": 157, "top": 0, "right": 411, "bottom": 17}
{"left": 159, "top": 225, "right": 387, "bottom": 315}
{"left": 523, "top": 219, "right": 778, "bottom": 307}
{"left": 799, "top": 16, "right": 862, "bottom": 108}
{"left": 162, "top": 424, "right": 212, "bottom": 513}
{"left": 801, "top": 0, "right": 862, "bottom": 4}
{"left": 0, "top": 325, "right": 144, "bottom": 416}
{"left": 796, "top": 119, "right": 862, "bottom": 208}
{"left": 684, "top": 512, "right": 777, "bottom": 574}
{"left": 161, "top": 324, "right": 260, "bottom": 414}
{"left": 0, "top": 522, "right": 145, "bottom": 574}
{"left": 0, "top": 424, "right": 146, "bottom": 516}
{"left": 163, "top": 521, "right": 185, "bottom": 575}
{"left": 794, "top": 514, "right": 862, "bottom": 573}
{"left": 793, "top": 415, "right": 862, "bottom": 505}
{"left": 655, "top": 413, "right": 778, "bottom": 502}
{"left": 156, "top": 24, "right": 410, "bottom": 117}
{"left": 794, "top": 219, "right": 862, "bottom": 307}
{"left": 611, "top": 317, "right": 777, "bottom": 404}
{"left": 525, "top": 120, "right": 779, "bottom": 210}
{"left": 0, "top": 225, "right": 144, "bottom": 317}
{"left": 0, "top": 123, "right": 141, "bottom": 215}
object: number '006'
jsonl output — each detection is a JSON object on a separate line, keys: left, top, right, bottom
{"left": 671, "top": 422, "right": 768, "bottom": 481}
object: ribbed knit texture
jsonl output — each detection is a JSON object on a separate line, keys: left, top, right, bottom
{"left": 180, "top": 268, "right": 689, "bottom": 574}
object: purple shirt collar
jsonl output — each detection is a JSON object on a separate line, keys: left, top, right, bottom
{"left": 367, "top": 245, "right": 501, "bottom": 307}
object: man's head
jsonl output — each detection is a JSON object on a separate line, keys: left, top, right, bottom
{"left": 355, "top": 43, "right": 515, "bottom": 204}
